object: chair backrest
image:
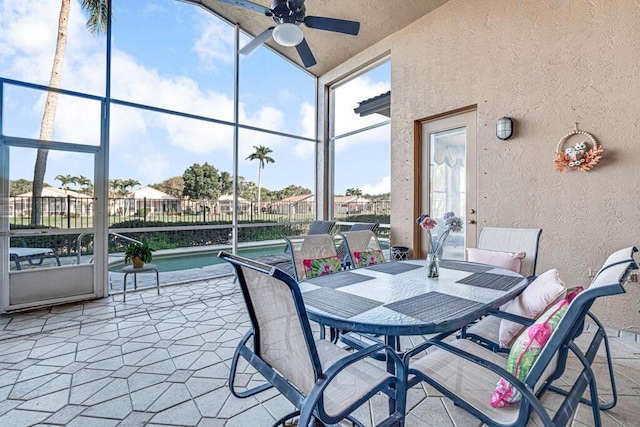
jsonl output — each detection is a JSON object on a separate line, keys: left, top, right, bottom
{"left": 219, "top": 251, "right": 321, "bottom": 395}
{"left": 339, "top": 230, "right": 383, "bottom": 268}
{"left": 477, "top": 227, "right": 542, "bottom": 278}
{"left": 523, "top": 259, "right": 636, "bottom": 407}
{"left": 349, "top": 222, "right": 380, "bottom": 233}
{"left": 335, "top": 223, "right": 380, "bottom": 263}
{"left": 285, "top": 234, "right": 339, "bottom": 281}
{"left": 594, "top": 246, "right": 638, "bottom": 279}
{"left": 307, "top": 220, "right": 336, "bottom": 235}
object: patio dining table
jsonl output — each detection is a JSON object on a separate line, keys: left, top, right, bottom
{"left": 299, "top": 259, "right": 528, "bottom": 416}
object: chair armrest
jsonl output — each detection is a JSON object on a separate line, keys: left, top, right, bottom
{"left": 322, "top": 342, "right": 403, "bottom": 384}
{"left": 404, "top": 339, "right": 554, "bottom": 426}
{"left": 485, "top": 309, "right": 536, "bottom": 326}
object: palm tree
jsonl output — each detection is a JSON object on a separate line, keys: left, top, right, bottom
{"left": 31, "top": 0, "right": 111, "bottom": 225}
{"left": 109, "top": 179, "right": 124, "bottom": 197}
{"left": 122, "top": 179, "right": 140, "bottom": 196}
{"left": 77, "top": 175, "right": 93, "bottom": 195}
{"left": 246, "top": 145, "right": 275, "bottom": 209}
{"left": 55, "top": 174, "right": 79, "bottom": 194}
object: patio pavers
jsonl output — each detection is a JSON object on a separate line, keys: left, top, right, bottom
{"left": 0, "top": 274, "right": 638, "bottom": 426}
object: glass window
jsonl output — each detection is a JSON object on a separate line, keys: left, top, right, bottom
{"left": 111, "top": 0, "right": 235, "bottom": 121}
{"left": 9, "top": 147, "right": 96, "bottom": 231}
{"left": 239, "top": 36, "right": 316, "bottom": 136}
{"left": 239, "top": 128, "right": 315, "bottom": 219}
{"left": 333, "top": 61, "right": 390, "bottom": 136}
{"left": 334, "top": 124, "right": 390, "bottom": 195}
{"left": 2, "top": 83, "right": 101, "bottom": 145}
{"left": 109, "top": 104, "right": 234, "bottom": 191}
{"left": 0, "top": 0, "right": 107, "bottom": 95}
{"left": 331, "top": 61, "right": 390, "bottom": 222}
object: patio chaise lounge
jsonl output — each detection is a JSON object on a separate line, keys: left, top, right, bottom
{"left": 10, "top": 246, "right": 61, "bottom": 270}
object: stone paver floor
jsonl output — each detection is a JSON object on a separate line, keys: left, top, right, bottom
{"left": 1, "top": 273, "right": 639, "bottom": 426}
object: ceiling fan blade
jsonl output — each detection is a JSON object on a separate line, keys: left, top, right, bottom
{"left": 240, "top": 27, "right": 274, "bottom": 55}
{"left": 213, "top": 0, "right": 272, "bottom": 15}
{"left": 303, "top": 16, "right": 360, "bottom": 35}
{"left": 295, "top": 38, "right": 316, "bottom": 68}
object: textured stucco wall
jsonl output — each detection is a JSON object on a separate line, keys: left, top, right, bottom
{"left": 320, "top": 0, "right": 640, "bottom": 331}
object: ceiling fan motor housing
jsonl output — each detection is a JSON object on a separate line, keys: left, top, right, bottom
{"left": 271, "top": 0, "right": 306, "bottom": 24}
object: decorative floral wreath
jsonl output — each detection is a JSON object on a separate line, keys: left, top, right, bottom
{"left": 554, "top": 129, "right": 603, "bottom": 173}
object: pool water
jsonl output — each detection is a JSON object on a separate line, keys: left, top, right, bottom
{"left": 110, "top": 244, "right": 287, "bottom": 273}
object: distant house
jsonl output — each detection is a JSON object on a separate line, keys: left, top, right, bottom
{"left": 127, "top": 186, "right": 180, "bottom": 215}
{"left": 269, "top": 194, "right": 315, "bottom": 215}
{"left": 218, "top": 194, "right": 251, "bottom": 213}
{"left": 333, "top": 195, "right": 370, "bottom": 215}
{"left": 11, "top": 186, "right": 94, "bottom": 217}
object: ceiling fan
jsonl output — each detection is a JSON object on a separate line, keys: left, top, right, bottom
{"left": 215, "top": 0, "right": 360, "bottom": 68}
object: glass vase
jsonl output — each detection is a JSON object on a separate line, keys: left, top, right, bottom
{"left": 426, "top": 253, "right": 439, "bottom": 278}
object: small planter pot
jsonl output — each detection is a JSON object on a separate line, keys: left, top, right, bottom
{"left": 132, "top": 256, "right": 145, "bottom": 269}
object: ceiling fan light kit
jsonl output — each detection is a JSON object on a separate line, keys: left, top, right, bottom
{"left": 272, "top": 23, "right": 304, "bottom": 46}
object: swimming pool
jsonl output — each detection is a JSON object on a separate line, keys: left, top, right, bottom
{"left": 109, "top": 243, "right": 287, "bottom": 273}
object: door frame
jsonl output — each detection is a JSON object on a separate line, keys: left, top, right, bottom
{"left": 414, "top": 106, "right": 477, "bottom": 258}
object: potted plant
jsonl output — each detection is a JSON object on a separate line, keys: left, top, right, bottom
{"left": 124, "top": 242, "right": 154, "bottom": 268}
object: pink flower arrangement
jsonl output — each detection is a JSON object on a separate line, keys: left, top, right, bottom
{"left": 416, "top": 212, "right": 463, "bottom": 257}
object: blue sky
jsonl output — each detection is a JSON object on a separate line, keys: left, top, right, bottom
{"left": 1, "top": 0, "right": 390, "bottom": 195}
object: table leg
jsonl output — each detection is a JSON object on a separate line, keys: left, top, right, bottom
{"left": 123, "top": 273, "right": 128, "bottom": 303}
{"left": 385, "top": 335, "right": 400, "bottom": 416}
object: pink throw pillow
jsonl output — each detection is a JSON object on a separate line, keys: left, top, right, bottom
{"left": 491, "top": 299, "right": 569, "bottom": 407}
{"left": 498, "top": 269, "right": 566, "bottom": 348}
{"left": 466, "top": 248, "right": 526, "bottom": 273}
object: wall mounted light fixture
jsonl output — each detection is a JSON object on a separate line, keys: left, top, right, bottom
{"left": 496, "top": 117, "right": 514, "bottom": 140}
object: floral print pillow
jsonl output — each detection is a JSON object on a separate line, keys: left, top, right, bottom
{"left": 353, "top": 250, "right": 385, "bottom": 268}
{"left": 491, "top": 299, "right": 569, "bottom": 407}
{"left": 302, "top": 256, "right": 343, "bottom": 278}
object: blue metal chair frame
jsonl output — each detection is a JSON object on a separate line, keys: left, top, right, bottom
{"left": 404, "top": 256, "right": 637, "bottom": 427}
{"left": 220, "top": 251, "right": 406, "bottom": 427}
{"left": 460, "top": 246, "right": 637, "bottom": 412}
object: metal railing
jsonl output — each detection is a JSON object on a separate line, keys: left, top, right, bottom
{"left": 76, "top": 231, "right": 142, "bottom": 265}
{"left": 8, "top": 196, "right": 391, "bottom": 228}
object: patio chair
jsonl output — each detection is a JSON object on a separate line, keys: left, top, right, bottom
{"left": 336, "top": 223, "right": 380, "bottom": 265}
{"left": 282, "top": 220, "right": 335, "bottom": 254}
{"left": 474, "top": 226, "right": 543, "bottom": 279}
{"left": 461, "top": 246, "right": 637, "bottom": 411}
{"left": 338, "top": 230, "right": 384, "bottom": 269}
{"left": 284, "top": 233, "right": 341, "bottom": 282}
{"left": 459, "top": 227, "right": 543, "bottom": 349}
{"left": 219, "top": 251, "right": 405, "bottom": 427}
{"left": 307, "top": 220, "right": 336, "bottom": 235}
{"left": 404, "top": 256, "right": 637, "bottom": 427}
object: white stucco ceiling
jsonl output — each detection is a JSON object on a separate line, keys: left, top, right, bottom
{"left": 179, "top": 0, "right": 449, "bottom": 76}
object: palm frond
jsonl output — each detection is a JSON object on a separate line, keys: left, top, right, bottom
{"left": 82, "top": 0, "right": 111, "bottom": 34}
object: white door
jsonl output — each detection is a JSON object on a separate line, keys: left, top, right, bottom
{"left": 418, "top": 110, "right": 477, "bottom": 259}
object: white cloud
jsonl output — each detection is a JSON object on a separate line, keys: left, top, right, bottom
{"left": 333, "top": 75, "right": 389, "bottom": 153}
{"left": 191, "top": 15, "right": 234, "bottom": 70}
{"left": 360, "top": 175, "right": 390, "bottom": 195}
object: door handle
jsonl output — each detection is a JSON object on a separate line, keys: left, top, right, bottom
{"left": 468, "top": 219, "right": 476, "bottom": 224}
